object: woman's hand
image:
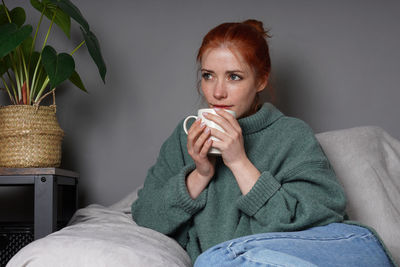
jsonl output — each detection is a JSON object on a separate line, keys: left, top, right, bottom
{"left": 203, "top": 109, "right": 247, "bottom": 167}
{"left": 204, "top": 109, "right": 260, "bottom": 195}
{"left": 187, "top": 118, "right": 216, "bottom": 178}
{"left": 186, "top": 118, "right": 216, "bottom": 199}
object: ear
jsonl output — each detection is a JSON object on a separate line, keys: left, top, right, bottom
{"left": 256, "top": 74, "right": 269, "bottom": 93}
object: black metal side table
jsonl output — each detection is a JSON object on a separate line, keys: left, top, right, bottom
{"left": 0, "top": 168, "right": 79, "bottom": 240}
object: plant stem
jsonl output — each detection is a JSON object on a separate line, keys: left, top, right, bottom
{"left": 31, "top": 9, "right": 56, "bottom": 103}
{"left": 70, "top": 40, "right": 85, "bottom": 55}
{"left": 2, "top": 1, "right": 21, "bottom": 102}
{"left": 17, "top": 49, "right": 24, "bottom": 102}
{"left": 1, "top": 76, "right": 16, "bottom": 104}
{"left": 28, "top": 5, "right": 46, "bottom": 78}
{"left": 21, "top": 50, "right": 30, "bottom": 104}
{"left": 6, "top": 70, "right": 18, "bottom": 101}
{"left": 34, "top": 76, "right": 50, "bottom": 103}
{"left": 29, "top": 6, "right": 46, "bottom": 63}
{"left": 42, "top": 11, "right": 57, "bottom": 50}
{"left": 30, "top": 10, "right": 57, "bottom": 104}
{"left": 35, "top": 88, "right": 55, "bottom": 106}
{"left": 31, "top": 65, "right": 43, "bottom": 99}
{"left": 30, "top": 53, "right": 42, "bottom": 99}
{"left": 1, "top": 0, "right": 12, "bottom": 23}
{"left": 9, "top": 53, "right": 21, "bottom": 100}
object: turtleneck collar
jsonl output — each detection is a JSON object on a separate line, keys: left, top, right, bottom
{"left": 238, "top": 103, "right": 284, "bottom": 135}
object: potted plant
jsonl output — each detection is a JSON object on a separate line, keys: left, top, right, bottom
{"left": 0, "top": 0, "right": 106, "bottom": 168}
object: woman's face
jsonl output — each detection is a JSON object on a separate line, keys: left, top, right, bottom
{"left": 200, "top": 47, "right": 266, "bottom": 118}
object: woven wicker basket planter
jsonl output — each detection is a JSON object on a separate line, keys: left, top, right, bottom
{"left": 0, "top": 105, "right": 64, "bottom": 168}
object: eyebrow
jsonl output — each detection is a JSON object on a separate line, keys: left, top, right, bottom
{"left": 201, "top": 68, "right": 245, "bottom": 73}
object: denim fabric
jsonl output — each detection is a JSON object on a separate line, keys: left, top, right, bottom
{"left": 194, "top": 223, "right": 394, "bottom": 267}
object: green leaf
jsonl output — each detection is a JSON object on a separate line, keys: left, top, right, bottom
{"left": 0, "top": 23, "right": 33, "bottom": 59}
{"left": 0, "top": 6, "right": 26, "bottom": 27}
{"left": 80, "top": 27, "right": 106, "bottom": 83}
{"left": 21, "top": 36, "right": 33, "bottom": 59}
{"left": 29, "top": 51, "right": 41, "bottom": 74}
{"left": 30, "top": 0, "right": 71, "bottom": 38}
{"left": 0, "top": 5, "right": 9, "bottom": 26}
{"left": 69, "top": 70, "right": 87, "bottom": 92}
{"left": 42, "top": 45, "right": 75, "bottom": 88}
{"left": 49, "top": 0, "right": 89, "bottom": 32}
{"left": 10, "top": 7, "right": 26, "bottom": 27}
{"left": 0, "top": 56, "right": 12, "bottom": 75}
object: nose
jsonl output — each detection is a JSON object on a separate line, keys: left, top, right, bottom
{"left": 213, "top": 80, "right": 227, "bottom": 100}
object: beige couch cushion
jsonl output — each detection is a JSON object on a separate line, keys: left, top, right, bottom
{"left": 316, "top": 126, "right": 400, "bottom": 265}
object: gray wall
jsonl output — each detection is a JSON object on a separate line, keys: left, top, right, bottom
{"left": 1, "top": 0, "right": 399, "bottom": 216}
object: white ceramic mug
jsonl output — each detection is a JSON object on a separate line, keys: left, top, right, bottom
{"left": 183, "top": 108, "right": 236, "bottom": 155}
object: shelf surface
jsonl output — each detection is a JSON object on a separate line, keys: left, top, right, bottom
{"left": 0, "top": 168, "right": 79, "bottom": 178}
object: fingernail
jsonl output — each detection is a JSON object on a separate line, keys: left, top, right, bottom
{"left": 200, "top": 121, "right": 206, "bottom": 128}
{"left": 196, "top": 117, "right": 201, "bottom": 122}
{"left": 203, "top": 112, "right": 209, "bottom": 117}
{"left": 205, "top": 127, "right": 210, "bottom": 133}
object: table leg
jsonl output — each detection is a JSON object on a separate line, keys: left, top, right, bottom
{"left": 34, "top": 175, "right": 57, "bottom": 240}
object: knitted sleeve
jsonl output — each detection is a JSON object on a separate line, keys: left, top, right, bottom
{"left": 131, "top": 124, "right": 207, "bottom": 247}
{"left": 236, "top": 119, "right": 347, "bottom": 233}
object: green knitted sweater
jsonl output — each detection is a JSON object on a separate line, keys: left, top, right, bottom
{"left": 131, "top": 103, "right": 346, "bottom": 262}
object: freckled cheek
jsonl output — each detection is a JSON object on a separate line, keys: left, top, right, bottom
{"left": 201, "top": 86, "right": 214, "bottom": 100}
{"left": 227, "top": 85, "right": 248, "bottom": 99}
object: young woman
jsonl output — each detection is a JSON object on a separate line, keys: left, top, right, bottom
{"left": 131, "top": 19, "right": 394, "bottom": 266}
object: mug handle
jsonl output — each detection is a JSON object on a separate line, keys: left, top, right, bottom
{"left": 183, "top": 115, "right": 198, "bottom": 134}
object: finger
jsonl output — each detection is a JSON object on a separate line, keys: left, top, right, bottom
{"left": 188, "top": 118, "right": 204, "bottom": 135}
{"left": 209, "top": 127, "right": 229, "bottom": 142}
{"left": 199, "top": 137, "right": 213, "bottom": 157}
{"left": 214, "top": 108, "right": 241, "bottom": 132}
{"left": 187, "top": 119, "right": 206, "bottom": 146}
{"left": 193, "top": 127, "right": 211, "bottom": 153}
{"left": 203, "top": 112, "right": 235, "bottom": 134}
{"left": 209, "top": 138, "right": 223, "bottom": 151}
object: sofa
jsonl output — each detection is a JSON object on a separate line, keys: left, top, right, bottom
{"left": 7, "top": 126, "right": 400, "bottom": 266}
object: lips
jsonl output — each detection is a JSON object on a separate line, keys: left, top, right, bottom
{"left": 212, "top": 105, "right": 233, "bottom": 109}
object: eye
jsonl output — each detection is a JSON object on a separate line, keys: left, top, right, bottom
{"left": 202, "top": 72, "right": 213, "bottom": 80}
{"left": 229, "top": 73, "right": 242, "bottom": 81}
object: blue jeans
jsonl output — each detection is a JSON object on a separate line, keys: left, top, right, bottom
{"left": 194, "top": 223, "right": 394, "bottom": 267}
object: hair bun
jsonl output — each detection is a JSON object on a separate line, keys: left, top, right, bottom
{"left": 243, "top": 19, "right": 270, "bottom": 38}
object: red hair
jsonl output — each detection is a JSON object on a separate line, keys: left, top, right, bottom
{"left": 197, "top": 19, "right": 274, "bottom": 110}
